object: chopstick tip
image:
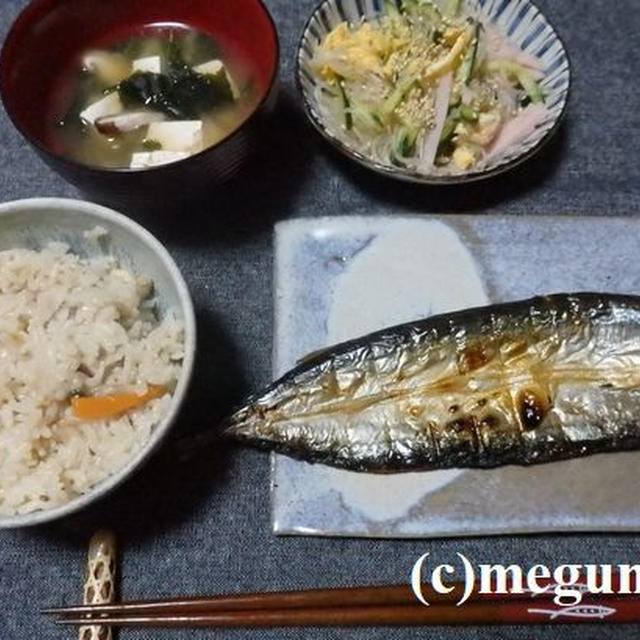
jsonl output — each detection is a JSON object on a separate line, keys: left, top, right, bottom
{"left": 53, "top": 618, "right": 75, "bottom": 626}
{"left": 53, "top": 618, "right": 103, "bottom": 626}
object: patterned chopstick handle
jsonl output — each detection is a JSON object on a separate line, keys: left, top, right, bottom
{"left": 491, "top": 598, "right": 640, "bottom": 624}
{"left": 78, "top": 531, "right": 117, "bottom": 640}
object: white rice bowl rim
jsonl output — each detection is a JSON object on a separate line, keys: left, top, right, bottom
{"left": 0, "top": 197, "right": 196, "bottom": 528}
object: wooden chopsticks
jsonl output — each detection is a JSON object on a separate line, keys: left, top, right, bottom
{"left": 43, "top": 583, "right": 640, "bottom": 628}
{"left": 44, "top": 584, "right": 417, "bottom": 617}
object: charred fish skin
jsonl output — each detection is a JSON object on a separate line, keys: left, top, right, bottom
{"left": 225, "top": 294, "right": 640, "bottom": 473}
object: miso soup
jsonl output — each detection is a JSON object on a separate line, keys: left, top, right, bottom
{"left": 53, "top": 26, "right": 259, "bottom": 169}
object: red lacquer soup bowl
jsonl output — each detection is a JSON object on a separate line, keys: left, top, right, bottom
{"left": 0, "top": 0, "right": 279, "bottom": 209}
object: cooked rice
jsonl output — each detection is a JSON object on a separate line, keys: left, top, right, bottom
{"left": 0, "top": 242, "right": 184, "bottom": 516}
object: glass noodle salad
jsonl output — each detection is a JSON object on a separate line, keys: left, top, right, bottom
{"left": 310, "top": 0, "right": 548, "bottom": 174}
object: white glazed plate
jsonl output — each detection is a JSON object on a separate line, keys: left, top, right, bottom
{"left": 272, "top": 214, "right": 640, "bottom": 538}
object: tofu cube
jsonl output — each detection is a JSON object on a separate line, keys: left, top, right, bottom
{"left": 132, "top": 56, "right": 162, "bottom": 74}
{"left": 146, "top": 121, "right": 203, "bottom": 153}
{"left": 194, "top": 59, "right": 236, "bottom": 99}
{"left": 80, "top": 92, "right": 123, "bottom": 126}
{"left": 194, "top": 59, "right": 225, "bottom": 76}
{"left": 130, "top": 151, "right": 190, "bottom": 169}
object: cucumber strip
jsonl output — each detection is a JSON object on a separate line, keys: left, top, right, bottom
{"left": 384, "top": 0, "right": 401, "bottom": 16}
{"left": 486, "top": 59, "right": 545, "bottom": 104}
{"left": 353, "top": 104, "right": 384, "bottom": 132}
{"left": 517, "top": 70, "right": 545, "bottom": 104}
{"left": 444, "top": 0, "right": 463, "bottom": 17}
{"left": 337, "top": 78, "right": 353, "bottom": 130}
{"left": 380, "top": 76, "right": 417, "bottom": 121}
{"left": 439, "top": 107, "right": 460, "bottom": 145}
{"left": 394, "top": 125, "right": 420, "bottom": 157}
{"left": 401, "top": 0, "right": 417, "bottom": 12}
{"left": 456, "top": 21, "right": 480, "bottom": 84}
{"left": 404, "top": 0, "right": 442, "bottom": 23}
{"left": 459, "top": 105, "right": 478, "bottom": 122}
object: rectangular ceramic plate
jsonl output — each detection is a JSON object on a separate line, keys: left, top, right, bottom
{"left": 271, "top": 215, "right": 640, "bottom": 538}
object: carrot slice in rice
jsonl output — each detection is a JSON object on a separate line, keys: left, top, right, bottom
{"left": 72, "top": 385, "right": 168, "bottom": 421}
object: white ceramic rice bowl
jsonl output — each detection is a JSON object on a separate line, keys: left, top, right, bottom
{"left": 0, "top": 198, "right": 196, "bottom": 528}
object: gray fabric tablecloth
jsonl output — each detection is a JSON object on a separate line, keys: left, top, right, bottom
{"left": 1, "top": 1, "right": 639, "bottom": 638}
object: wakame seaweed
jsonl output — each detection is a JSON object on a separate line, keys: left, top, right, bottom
{"left": 118, "top": 43, "right": 234, "bottom": 120}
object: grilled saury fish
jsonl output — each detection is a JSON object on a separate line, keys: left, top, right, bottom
{"left": 225, "top": 294, "right": 640, "bottom": 472}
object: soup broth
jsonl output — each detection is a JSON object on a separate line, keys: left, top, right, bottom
{"left": 53, "top": 26, "right": 259, "bottom": 169}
